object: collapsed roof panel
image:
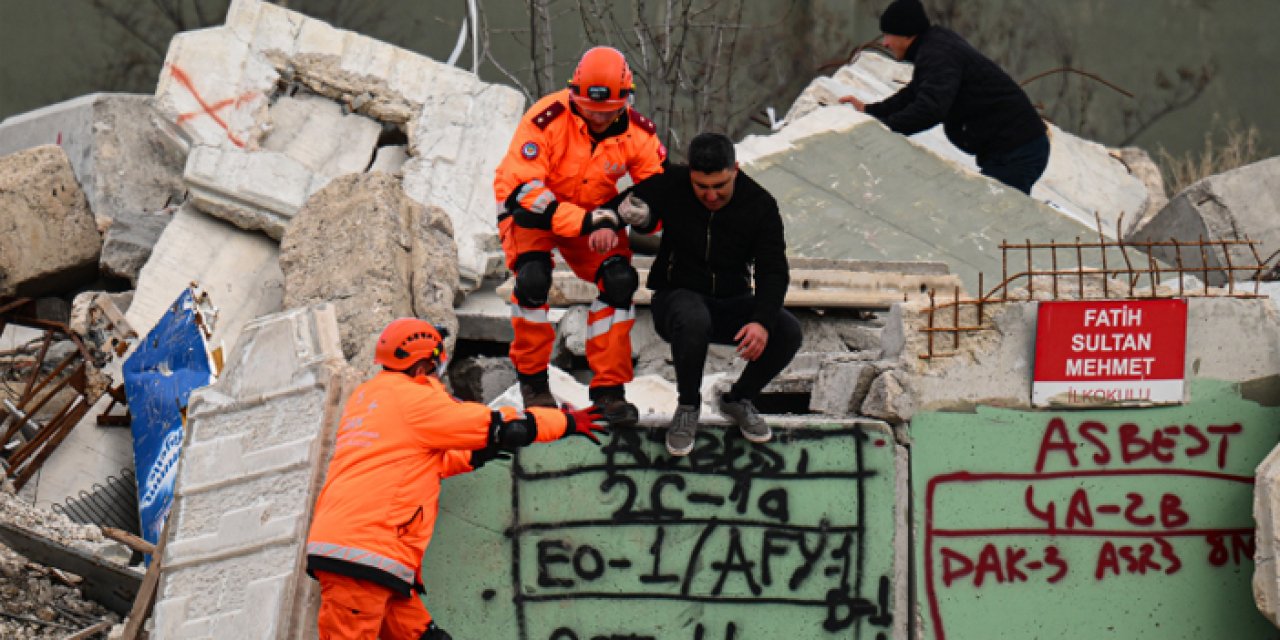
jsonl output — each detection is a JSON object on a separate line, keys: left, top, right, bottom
{"left": 779, "top": 52, "right": 1153, "bottom": 238}
{"left": 739, "top": 110, "right": 1108, "bottom": 292}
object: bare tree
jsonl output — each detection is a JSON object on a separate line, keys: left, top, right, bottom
{"left": 84, "top": 0, "right": 415, "bottom": 93}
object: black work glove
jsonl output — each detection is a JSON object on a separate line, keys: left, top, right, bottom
{"left": 469, "top": 441, "right": 512, "bottom": 470}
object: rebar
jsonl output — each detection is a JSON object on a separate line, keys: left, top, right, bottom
{"left": 919, "top": 233, "right": 1268, "bottom": 359}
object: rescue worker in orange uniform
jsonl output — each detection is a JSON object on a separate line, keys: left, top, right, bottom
{"left": 305, "top": 318, "right": 607, "bottom": 639}
{"left": 494, "top": 46, "right": 666, "bottom": 427}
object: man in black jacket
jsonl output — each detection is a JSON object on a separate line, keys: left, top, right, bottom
{"left": 839, "top": 0, "right": 1050, "bottom": 194}
{"left": 586, "top": 133, "right": 803, "bottom": 456}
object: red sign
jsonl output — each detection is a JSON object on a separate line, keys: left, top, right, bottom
{"left": 1032, "top": 299, "right": 1187, "bottom": 406}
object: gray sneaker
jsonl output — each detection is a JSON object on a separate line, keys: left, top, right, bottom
{"left": 665, "top": 405, "right": 700, "bottom": 456}
{"left": 718, "top": 394, "right": 771, "bottom": 443}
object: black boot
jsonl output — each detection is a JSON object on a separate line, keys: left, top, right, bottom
{"left": 518, "top": 372, "right": 557, "bottom": 408}
{"left": 590, "top": 385, "right": 638, "bottom": 428}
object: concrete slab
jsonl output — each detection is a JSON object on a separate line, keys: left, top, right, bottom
{"left": 739, "top": 117, "right": 1108, "bottom": 293}
{"left": 401, "top": 84, "right": 524, "bottom": 289}
{"left": 152, "top": 304, "right": 358, "bottom": 640}
{"left": 0, "top": 145, "right": 101, "bottom": 297}
{"left": 421, "top": 415, "right": 903, "bottom": 639}
{"left": 262, "top": 94, "right": 380, "bottom": 180}
{"left": 126, "top": 203, "right": 283, "bottom": 357}
{"left": 1255, "top": 443, "right": 1280, "bottom": 626}
{"left": 777, "top": 51, "right": 1152, "bottom": 237}
{"left": 0, "top": 93, "right": 187, "bottom": 282}
{"left": 1128, "top": 156, "right": 1280, "bottom": 285}
{"left": 184, "top": 144, "right": 317, "bottom": 240}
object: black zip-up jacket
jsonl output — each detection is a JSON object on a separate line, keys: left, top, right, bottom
{"left": 623, "top": 165, "right": 790, "bottom": 330}
{"left": 865, "top": 26, "right": 1045, "bottom": 160}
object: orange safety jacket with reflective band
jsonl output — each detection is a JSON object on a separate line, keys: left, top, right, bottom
{"left": 306, "top": 371, "right": 567, "bottom": 596}
{"left": 494, "top": 89, "right": 666, "bottom": 237}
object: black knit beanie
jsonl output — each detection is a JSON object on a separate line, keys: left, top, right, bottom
{"left": 880, "top": 0, "right": 931, "bottom": 36}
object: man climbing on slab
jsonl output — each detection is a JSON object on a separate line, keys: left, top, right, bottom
{"left": 305, "top": 318, "right": 607, "bottom": 639}
{"left": 586, "top": 133, "right": 803, "bottom": 456}
{"left": 839, "top": 0, "right": 1051, "bottom": 194}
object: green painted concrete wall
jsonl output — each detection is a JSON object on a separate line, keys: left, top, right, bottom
{"left": 423, "top": 422, "right": 901, "bottom": 639}
{"left": 912, "top": 379, "right": 1280, "bottom": 640}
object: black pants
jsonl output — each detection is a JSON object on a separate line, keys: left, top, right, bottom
{"left": 977, "top": 133, "right": 1051, "bottom": 195}
{"left": 650, "top": 288, "right": 803, "bottom": 407}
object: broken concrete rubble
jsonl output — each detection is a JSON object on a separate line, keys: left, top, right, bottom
{"left": 448, "top": 356, "right": 517, "bottom": 404}
{"left": 0, "top": 94, "right": 187, "bottom": 282}
{"left": 280, "top": 171, "right": 460, "bottom": 368}
{"left": 0, "top": 145, "right": 101, "bottom": 298}
{"left": 153, "top": 0, "right": 523, "bottom": 289}
{"left": 1128, "top": 156, "right": 1280, "bottom": 285}
{"left": 810, "top": 356, "right": 880, "bottom": 416}
{"left": 779, "top": 51, "right": 1153, "bottom": 237}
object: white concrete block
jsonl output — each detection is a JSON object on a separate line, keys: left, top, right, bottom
{"left": 126, "top": 203, "right": 283, "bottom": 356}
{"left": 370, "top": 144, "right": 408, "bottom": 175}
{"left": 249, "top": 2, "right": 304, "bottom": 58}
{"left": 154, "top": 305, "right": 355, "bottom": 640}
{"left": 185, "top": 144, "right": 314, "bottom": 238}
{"left": 295, "top": 16, "right": 346, "bottom": 57}
{"left": 262, "top": 95, "right": 380, "bottom": 180}
{"left": 154, "top": 29, "right": 274, "bottom": 149}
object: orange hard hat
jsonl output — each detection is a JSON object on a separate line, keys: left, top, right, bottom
{"left": 374, "top": 318, "right": 447, "bottom": 371}
{"left": 568, "top": 46, "right": 634, "bottom": 111}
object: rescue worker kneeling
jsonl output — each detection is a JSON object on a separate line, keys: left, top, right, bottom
{"left": 305, "top": 318, "right": 608, "bottom": 639}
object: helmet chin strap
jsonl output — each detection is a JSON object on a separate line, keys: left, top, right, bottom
{"left": 406, "top": 355, "right": 445, "bottom": 384}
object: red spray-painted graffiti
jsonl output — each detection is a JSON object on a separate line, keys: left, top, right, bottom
{"left": 166, "top": 64, "right": 258, "bottom": 148}
{"left": 922, "top": 416, "right": 1256, "bottom": 640}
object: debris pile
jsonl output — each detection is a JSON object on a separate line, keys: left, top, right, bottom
{"left": 0, "top": 0, "right": 1275, "bottom": 637}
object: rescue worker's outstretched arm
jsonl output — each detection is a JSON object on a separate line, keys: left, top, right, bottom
{"left": 477, "top": 404, "right": 610, "bottom": 458}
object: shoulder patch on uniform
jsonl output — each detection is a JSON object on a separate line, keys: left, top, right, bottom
{"left": 531, "top": 102, "right": 566, "bottom": 130}
{"left": 628, "top": 109, "right": 657, "bottom": 135}
{"left": 520, "top": 141, "right": 539, "bottom": 160}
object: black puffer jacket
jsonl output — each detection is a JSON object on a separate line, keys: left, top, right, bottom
{"left": 865, "top": 26, "right": 1045, "bottom": 159}
{"left": 625, "top": 166, "right": 790, "bottom": 330}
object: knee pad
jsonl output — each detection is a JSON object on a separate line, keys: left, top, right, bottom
{"left": 513, "top": 253, "right": 552, "bottom": 308}
{"left": 595, "top": 255, "right": 638, "bottom": 309}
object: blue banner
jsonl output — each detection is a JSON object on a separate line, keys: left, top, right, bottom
{"left": 122, "top": 288, "right": 215, "bottom": 549}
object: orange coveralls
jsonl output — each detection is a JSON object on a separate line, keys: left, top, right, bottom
{"left": 494, "top": 89, "right": 666, "bottom": 389}
{"left": 306, "top": 371, "right": 568, "bottom": 639}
